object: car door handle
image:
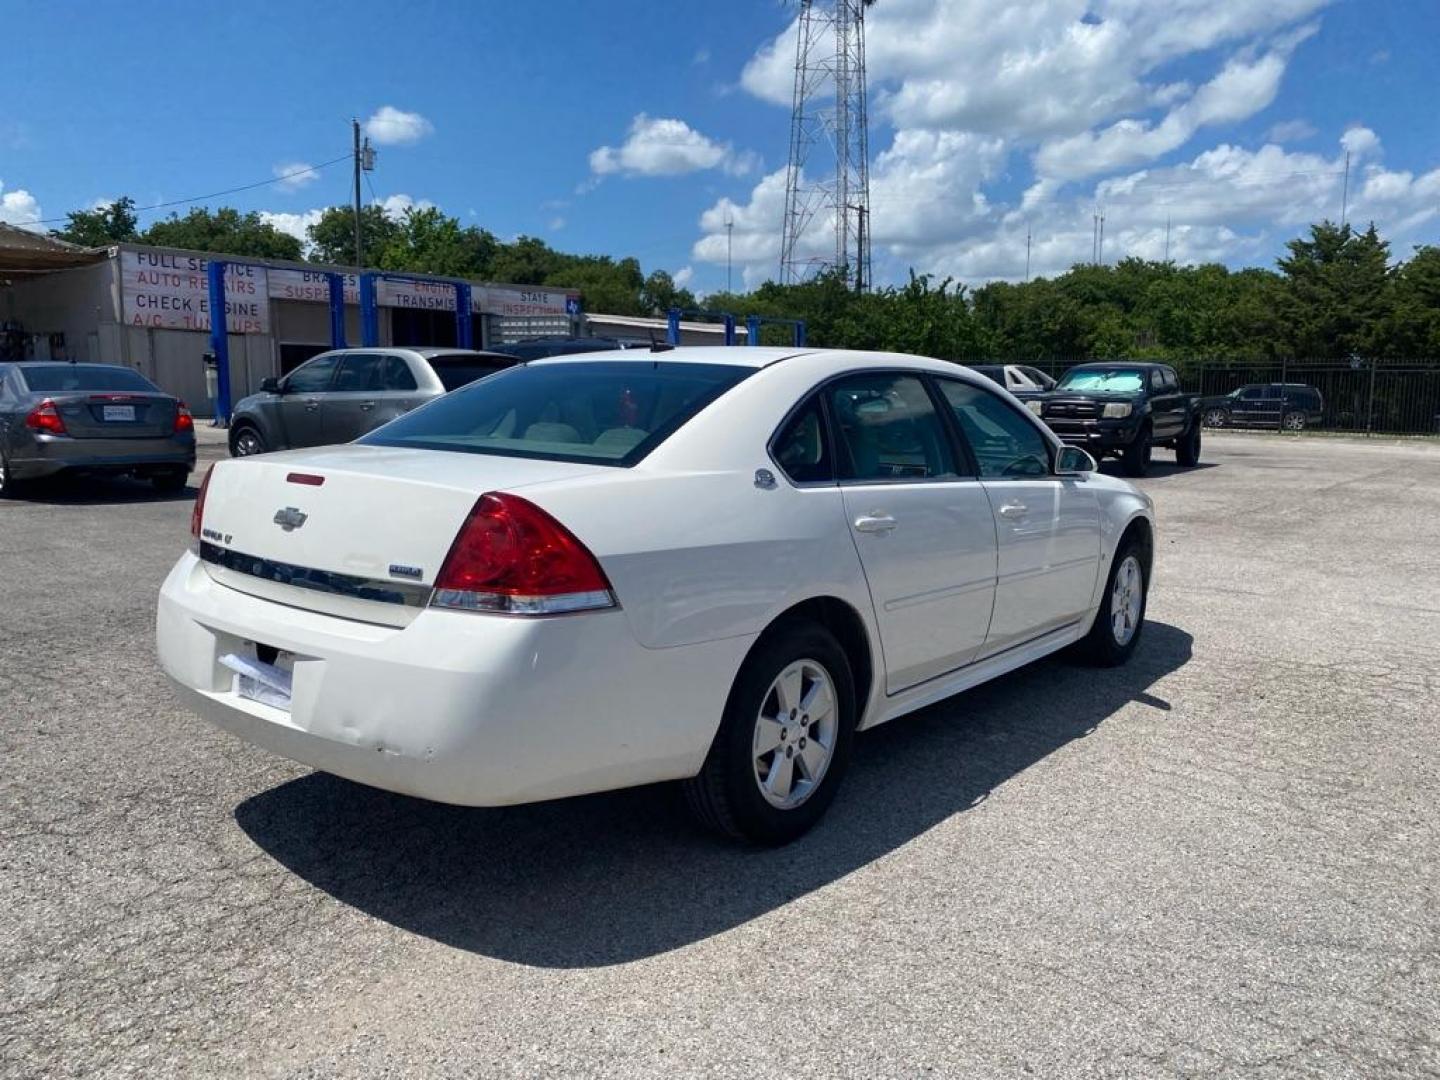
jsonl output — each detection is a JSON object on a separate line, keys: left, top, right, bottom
{"left": 854, "top": 514, "right": 898, "bottom": 533}
{"left": 998, "top": 502, "right": 1028, "bottom": 519}
{"left": 303, "top": 400, "right": 320, "bottom": 412}
{"left": 359, "top": 400, "right": 376, "bottom": 411}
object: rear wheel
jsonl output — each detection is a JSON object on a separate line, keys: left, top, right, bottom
{"left": 684, "top": 622, "right": 856, "bottom": 845}
{"left": 231, "top": 425, "right": 266, "bottom": 457}
{"left": 1080, "top": 537, "right": 1149, "bottom": 666}
{"left": 1121, "top": 425, "right": 1152, "bottom": 477}
{"left": 1175, "top": 420, "right": 1202, "bottom": 466}
{"left": 1282, "top": 411, "right": 1306, "bottom": 432}
{"left": 0, "top": 452, "right": 22, "bottom": 499}
{"left": 151, "top": 468, "right": 190, "bottom": 493}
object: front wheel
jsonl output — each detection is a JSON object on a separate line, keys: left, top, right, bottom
{"left": 1282, "top": 411, "right": 1306, "bottom": 432}
{"left": 684, "top": 622, "right": 857, "bottom": 845}
{"left": 1080, "top": 537, "right": 1149, "bottom": 666}
{"left": 0, "top": 452, "right": 23, "bottom": 499}
{"left": 1121, "top": 425, "right": 1152, "bottom": 477}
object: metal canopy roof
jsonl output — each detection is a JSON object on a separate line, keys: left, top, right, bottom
{"left": 0, "top": 224, "right": 107, "bottom": 282}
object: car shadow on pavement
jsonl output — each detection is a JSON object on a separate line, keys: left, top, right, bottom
{"left": 235, "top": 621, "right": 1192, "bottom": 968}
{"left": 12, "top": 474, "right": 196, "bottom": 504}
{"left": 1097, "top": 460, "right": 1219, "bottom": 479}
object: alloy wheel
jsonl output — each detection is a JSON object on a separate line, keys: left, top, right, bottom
{"left": 1204, "top": 409, "right": 1226, "bottom": 427}
{"left": 1110, "top": 555, "right": 1144, "bottom": 646}
{"left": 752, "top": 659, "right": 838, "bottom": 810}
{"left": 233, "top": 430, "right": 264, "bottom": 456}
{"left": 1283, "top": 412, "right": 1306, "bottom": 431}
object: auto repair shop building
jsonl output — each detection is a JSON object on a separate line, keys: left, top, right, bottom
{"left": 0, "top": 230, "right": 581, "bottom": 415}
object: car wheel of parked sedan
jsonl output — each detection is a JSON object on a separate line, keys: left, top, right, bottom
{"left": 1080, "top": 537, "right": 1149, "bottom": 667}
{"left": 1203, "top": 408, "right": 1228, "bottom": 428}
{"left": 230, "top": 425, "right": 266, "bottom": 456}
{"left": 0, "top": 452, "right": 21, "bottom": 499}
{"left": 151, "top": 469, "right": 190, "bottom": 493}
{"left": 1121, "top": 425, "right": 1152, "bottom": 478}
{"left": 684, "top": 621, "right": 857, "bottom": 845}
{"left": 1175, "top": 420, "right": 1202, "bottom": 467}
{"left": 1282, "top": 411, "right": 1307, "bottom": 432}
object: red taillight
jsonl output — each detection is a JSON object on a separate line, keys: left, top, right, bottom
{"left": 24, "top": 399, "right": 66, "bottom": 435}
{"left": 174, "top": 401, "right": 194, "bottom": 434}
{"left": 190, "top": 464, "right": 216, "bottom": 541}
{"left": 431, "top": 493, "right": 615, "bottom": 615}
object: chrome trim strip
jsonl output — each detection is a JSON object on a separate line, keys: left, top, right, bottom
{"left": 197, "top": 542, "right": 431, "bottom": 608}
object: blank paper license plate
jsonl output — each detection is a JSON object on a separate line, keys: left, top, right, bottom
{"left": 102, "top": 405, "right": 136, "bottom": 421}
{"left": 219, "top": 653, "right": 294, "bottom": 712}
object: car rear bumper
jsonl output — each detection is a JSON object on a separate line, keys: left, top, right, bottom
{"left": 156, "top": 551, "right": 750, "bottom": 806}
{"left": 10, "top": 433, "right": 196, "bottom": 478}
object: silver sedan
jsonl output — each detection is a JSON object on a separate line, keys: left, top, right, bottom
{"left": 0, "top": 362, "right": 196, "bottom": 497}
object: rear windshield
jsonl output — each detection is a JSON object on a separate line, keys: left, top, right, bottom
{"left": 1057, "top": 368, "right": 1145, "bottom": 392}
{"left": 18, "top": 364, "right": 158, "bottom": 393}
{"left": 427, "top": 354, "right": 514, "bottom": 392}
{"left": 361, "top": 360, "right": 752, "bottom": 466}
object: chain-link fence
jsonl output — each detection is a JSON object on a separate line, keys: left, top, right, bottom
{"left": 1019, "top": 359, "right": 1440, "bottom": 436}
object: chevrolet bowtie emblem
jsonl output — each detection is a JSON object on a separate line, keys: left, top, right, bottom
{"left": 273, "top": 506, "right": 308, "bottom": 532}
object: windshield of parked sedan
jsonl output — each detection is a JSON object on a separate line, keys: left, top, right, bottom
{"left": 1056, "top": 368, "right": 1145, "bottom": 392}
{"left": 360, "top": 360, "right": 754, "bottom": 466}
{"left": 18, "top": 364, "right": 158, "bottom": 393}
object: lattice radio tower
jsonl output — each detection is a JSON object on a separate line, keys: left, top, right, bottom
{"left": 779, "top": 0, "right": 874, "bottom": 290}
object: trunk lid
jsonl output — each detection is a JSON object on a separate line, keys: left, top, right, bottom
{"left": 44, "top": 392, "right": 179, "bottom": 438}
{"left": 197, "top": 444, "right": 605, "bottom": 626}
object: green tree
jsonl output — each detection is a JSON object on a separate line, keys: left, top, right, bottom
{"left": 141, "top": 207, "right": 302, "bottom": 261}
{"left": 377, "top": 207, "right": 497, "bottom": 278}
{"left": 305, "top": 205, "right": 403, "bottom": 266}
{"left": 1276, "top": 221, "right": 1392, "bottom": 357}
{"left": 50, "top": 196, "right": 139, "bottom": 247}
{"left": 1382, "top": 245, "right": 1440, "bottom": 356}
{"left": 639, "top": 270, "right": 697, "bottom": 315}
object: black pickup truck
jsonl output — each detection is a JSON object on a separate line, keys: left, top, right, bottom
{"left": 1032, "top": 362, "right": 1203, "bottom": 477}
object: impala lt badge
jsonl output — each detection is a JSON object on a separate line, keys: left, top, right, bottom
{"left": 273, "top": 507, "right": 308, "bottom": 532}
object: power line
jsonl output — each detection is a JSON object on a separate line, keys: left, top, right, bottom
{"left": 25, "top": 155, "right": 353, "bottom": 226}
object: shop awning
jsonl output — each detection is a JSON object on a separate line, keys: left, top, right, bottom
{"left": 0, "top": 223, "right": 107, "bottom": 282}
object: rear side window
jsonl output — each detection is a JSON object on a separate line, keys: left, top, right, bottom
{"left": 285, "top": 355, "right": 339, "bottom": 393}
{"left": 1162, "top": 368, "right": 1179, "bottom": 392}
{"left": 828, "top": 373, "right": 957, "bottom": 482}
{"left": 772, "top": 397, "right": 833, "bottom": 483}
{"left": 333, "top": 354, "right": 383, "bottom": 391}
{"left": 18, "top": 364, "right": 157, "bottom": 393}
{"left": 427, "top": 354, "right": 509, "bottom": 392}
{"left": 361, "top": 360, "right": 752, "bottom": 466}
{"left": 382, "top": 356, "right": 419, "bottom": 391}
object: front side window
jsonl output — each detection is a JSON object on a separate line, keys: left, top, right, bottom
{"left": 938, "top": 378, "right": 1052, "bottom": 479}
{"left": 1236, "top": 386, "right": 1263, "bottom": 400}
{"left": 828, "top": 373, "right": 957, "bottom": 482}
{"left": 18, "top": 364, "right": 157, "bottom": 393}
{"left": 427, "top": 354, "right": 507, "bottom": 392}
{"left": 285, "top": 355, "right": 339, "bottom": 393}
{"left": 361, "top": 360, "right": 752, "bottom": 466}
{"left": 772, "top": 397, "right": 833, "bottom": 483}
{"left": 1162, "top": 368, "right": 1179, "bottom": 392}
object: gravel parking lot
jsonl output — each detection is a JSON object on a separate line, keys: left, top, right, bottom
{"left": 3, "top": 430, "right": 1438, "bottom": 1078}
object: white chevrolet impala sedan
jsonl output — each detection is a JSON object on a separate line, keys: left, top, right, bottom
{"left": 158, "top": 347, "right": 1154, "bottom": 844}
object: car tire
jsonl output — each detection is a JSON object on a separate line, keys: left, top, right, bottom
{"left": 1121, "top": 425, "right": 1152, "bottom": 478}
{"left": 0, "top": 451, "right": 23, "bottom": 499}
{"left": 151, "top": 469, "right": 190, "bottom": 493}
{"left": 1079, "top": 536, "right": 1149, "bottom": 667}
{"left": 1203, "top": 408, "right": 1228, "bottom": 428}
{"left": 683, "top": 621, "right": 857, "bottom": 845}
{"left": 1175, "top": 420, "right": 1202, "bottom": 466}
{"left": 230, "top": 424, "right": 266, "bottom": 457}
{"left": 1282, "top": 411, "right": 1306, "bottom": 432}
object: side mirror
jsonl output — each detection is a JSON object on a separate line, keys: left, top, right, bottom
{"left": 260, "top": 377, "right": 282, "bottom": 394}
{"left": 1055, "top": 445, "right": 1097, "bottom": 476}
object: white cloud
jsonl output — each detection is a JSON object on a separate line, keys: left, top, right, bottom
{"left": 590, "top": 114, "right": 757, "bottom": 178}
{"left": 260, "top": 209, "right": 323, "bottom": 244}
{"left": 0, "top": 182, "right": 42, "bottom": 228}
{"left": 548, "top": 216, "right": 566, "bottom": 231}
{"left": 1340, "top": 125, "right": 1381, "bottom": 158}
{"left": 376, "top": 193, "right": 435, "bottom": 220}
{"left": 363, "top": 106, "right": 434, "bottom": 146}
{"left": 1268, "top": 119, "right": 1317, "bottom": 143}
{"left": 673, "top": 265, "right": 694, "bottom": 288}
{"left": 272, "top": 162, "right": 320, "bottom": 192}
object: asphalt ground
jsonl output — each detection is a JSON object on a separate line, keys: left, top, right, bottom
{"left": 2, "top": 430, "right": 1438, "bottom": 1078}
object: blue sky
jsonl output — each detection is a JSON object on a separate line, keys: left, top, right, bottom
{"left": 5, "top": 1, "right": 1438, "bottom": 293}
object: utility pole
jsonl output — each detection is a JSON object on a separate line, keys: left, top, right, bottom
{"left": 1025, "top": 226, "right": 1032, "bottom": 282}
{"left": 1098, "top": 211, "right": 1106, "bottom": 266}
{"left": 1092, "top": 210, "right": 1100, "bottom": 265}
{"left": 352, "top": 119, "right": 364, "bottom": 268}
{"left": 725, "top": 217, "right": 734, "bottom": 294}
{"left": 1340, "top": 150, "right": 1351, "bottom": 227}
{"left": 1164, "top": 216, "right": 1171, "bottom": 263}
